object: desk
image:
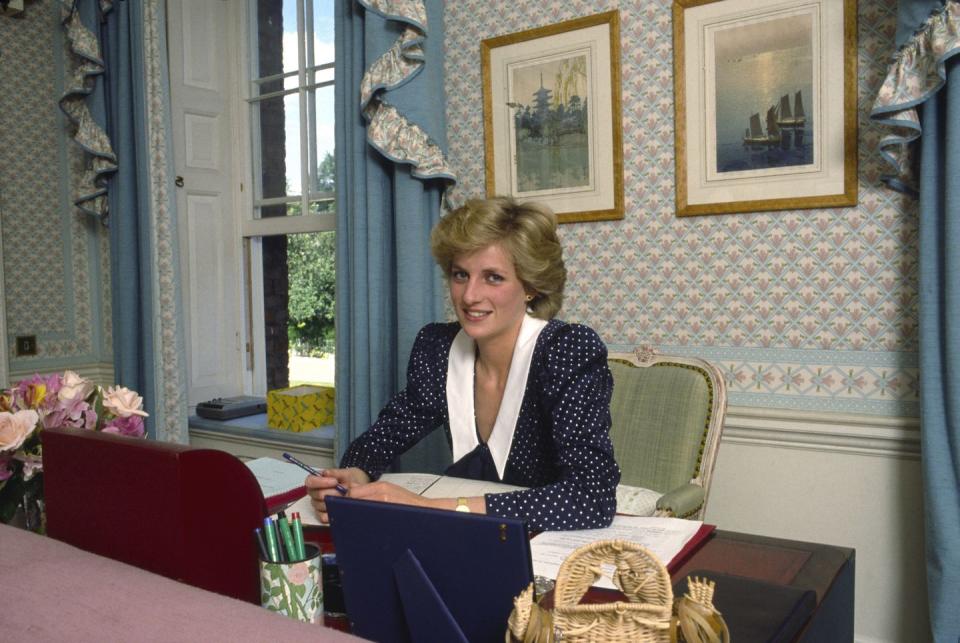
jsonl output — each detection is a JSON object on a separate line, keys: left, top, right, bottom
{"left": 0, "top": 524, "right": 362, "bottom": 642}
{"left": 672, "top": 530, "right": 855, "bottom": 642}
{"left": 309, "top": 527, "right": 854, "bottom": 641}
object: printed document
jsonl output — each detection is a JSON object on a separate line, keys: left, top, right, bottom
{"left": 530, "top": 516, "right": 703, "bottom": 590}
{"left": 285, "top": 473, "right": 527, "bottom": 526}
{"left": 244, "top": 457, "right": 308, "bottom": 499}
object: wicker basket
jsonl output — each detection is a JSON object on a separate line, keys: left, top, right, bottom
{"left": 508, "top": 539, "right": 675, "bottom": 643}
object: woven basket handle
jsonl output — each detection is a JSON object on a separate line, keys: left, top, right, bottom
{"left": 552, "top": 539, "right": 673, "bottom": 608}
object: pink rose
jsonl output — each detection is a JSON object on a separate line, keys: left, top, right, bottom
{"left": 286, "top": 562, "right": 310, "bottom": 586}
{"left": 102, "top": 386, "right": 149, "bottom": 418}
{"left": 0, "top": 409, "right": 40, "bottom": 452}
{"left": 58, "top": 370, "right": 96, "bottom": 402}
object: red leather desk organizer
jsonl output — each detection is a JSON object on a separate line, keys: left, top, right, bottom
{"left": 43, "top": 427, "right": 267, "bottom": 604}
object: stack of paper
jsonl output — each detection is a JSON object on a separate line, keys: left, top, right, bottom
{"left": 530, "top": 516, "right": 707, "bottom": 589}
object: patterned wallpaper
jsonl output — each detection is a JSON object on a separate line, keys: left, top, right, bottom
{"left": 0, "top": 0, "right": 111, "bottom": 372}
{"left": 444, "top": 0, "right": 918, "bottom": 416}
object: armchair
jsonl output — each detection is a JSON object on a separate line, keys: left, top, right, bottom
{"left": 607, "top": 346, "right": 727, "bottom": 520}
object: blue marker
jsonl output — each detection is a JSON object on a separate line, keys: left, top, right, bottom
{"left": 282, "top": 452, "right": 348, "bottom": 495}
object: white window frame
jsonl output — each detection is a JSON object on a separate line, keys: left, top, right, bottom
{"left": 238, "top": 0, "right": 337, "bottom": 395}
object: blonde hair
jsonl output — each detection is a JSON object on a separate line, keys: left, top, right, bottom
{"left": 430, "top": 197, "right": 566, "bottom": 320}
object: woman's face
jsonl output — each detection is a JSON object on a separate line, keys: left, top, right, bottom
{"left": 448, "top": 242, "right": 530, "bottom": 347}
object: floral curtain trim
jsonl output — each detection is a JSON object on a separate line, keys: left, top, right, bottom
{"left": 141, "top": 0, "right": 188, "bottom": 443}
{"left": 870, "top": 0, "right": 960, "bottom": 194}
{"left": 58, "top": 2, "right": 117, "bottom": 224}
{"left": 356, "top": 0, "right": 455, "bottom": 183}
{"left": 366, "top": 100, "right": 456, "bottom": 180}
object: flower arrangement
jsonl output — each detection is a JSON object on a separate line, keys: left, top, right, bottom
{"left": 0, "top": 370, "right": 148, "bottom": 530}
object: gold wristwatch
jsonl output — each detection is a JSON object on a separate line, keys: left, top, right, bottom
{"left": 455, "top": 497, "right": 471, "bottom": 513}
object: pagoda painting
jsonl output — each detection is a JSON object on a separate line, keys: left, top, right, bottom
{"left": 507, "top": 54, "right": 591, "bottom": 193}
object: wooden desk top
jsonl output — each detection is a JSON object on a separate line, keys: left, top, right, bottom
{"left": 673, "top": 530, "right": 854, "bottom": 602}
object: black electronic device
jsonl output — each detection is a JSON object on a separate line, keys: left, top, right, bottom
{"left": 195, "top": 395, "right": 267, "bottom": 420}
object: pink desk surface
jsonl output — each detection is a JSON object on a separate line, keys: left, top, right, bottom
{"left": 0, "top": 524, "right": 364, "bottom": 642}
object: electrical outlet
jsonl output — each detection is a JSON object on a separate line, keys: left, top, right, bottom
{"left": 15, "top": 335, "right": 37, "bottom": 356}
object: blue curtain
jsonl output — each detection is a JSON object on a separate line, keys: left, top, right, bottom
{"left": 871, "top": 1, "right": 960, "bottom": 638}
{"left": 334, "top": 0, "right": 453, "bottom": 472}
{"left": 917, "top": 57, "right": 960, "bottom": 643}
{"left": 99, "top": 0, "right": 188, "bottom": 442}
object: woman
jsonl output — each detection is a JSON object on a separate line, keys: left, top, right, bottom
{"left": 306, "top": 197, "right": 620, "bottom": 531}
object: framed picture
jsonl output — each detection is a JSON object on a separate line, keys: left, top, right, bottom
{"left": 673, "top": 0, "right": 857, "bottom": 216}
{"left": 481, "top": 11, "right": 624, "bottom": 224}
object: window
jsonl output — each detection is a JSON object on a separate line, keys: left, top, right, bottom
{"left": 245, "top": 0, "right": 336, "bottom": 393}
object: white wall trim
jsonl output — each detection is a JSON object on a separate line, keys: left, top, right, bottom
{"left": 723, "top": 406, "right": 921, "bottom": 459}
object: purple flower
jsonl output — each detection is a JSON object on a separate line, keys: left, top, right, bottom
{"left": 12, "top": 373, "right": 62, "bottom": 411}
{"left": 42, "top": 396, "right": 98, "bottom": 431}
{"left": 0, "top": 453, "right": 13, "bottom": 481}
{"left": 101, "top": 415, "right": 145, "bottom": 438}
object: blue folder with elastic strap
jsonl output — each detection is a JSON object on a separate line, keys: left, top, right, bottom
{"left": 326, "top": 495, "right": 534, "bottom": 643}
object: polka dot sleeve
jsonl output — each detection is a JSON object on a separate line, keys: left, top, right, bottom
{"left": 485, "top": 324, "right": 620, "bottom": 531}
{"left": 339, "top": 324, "right": 453, "bottom": 479}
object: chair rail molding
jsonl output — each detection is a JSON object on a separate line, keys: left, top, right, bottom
{"left": 723, "top": 406, "right": 920, "bottom": 459}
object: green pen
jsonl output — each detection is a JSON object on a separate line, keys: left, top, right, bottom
{"left": 277, "top": 511, "right": 298, "bottom": 561}
{"left": 291, "top": 512, "right": 306, "bottom": 560}
{"left": 262, "top": 517, "right": 280, "bottom": 562}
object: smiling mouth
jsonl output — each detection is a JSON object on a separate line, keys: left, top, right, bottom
{"left": 464, "top": 310, "right": 490, "bottom": 320}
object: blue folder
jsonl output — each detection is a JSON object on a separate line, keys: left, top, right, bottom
{"left": 326, "top": 495, "right": 534, "bottom": 643}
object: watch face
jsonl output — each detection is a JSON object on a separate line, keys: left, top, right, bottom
{"left": 455, "top": 498, "right": 470, "bottom": 512}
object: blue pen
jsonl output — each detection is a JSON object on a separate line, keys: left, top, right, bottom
{"left": 283, "top": 452, "right": 348, "bottom": 495}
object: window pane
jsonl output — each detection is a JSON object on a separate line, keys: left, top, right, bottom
{"left": 260, "top": 231, "right": 336, "bottom": 391}
{"left": 309, "top": 0, "right": 335, "bottom": 64}
{"left": 308, "top": 84, "right": 335, "bottom": 198}
{"left": 256, "top": 93, "right": 300, "bottom": 200}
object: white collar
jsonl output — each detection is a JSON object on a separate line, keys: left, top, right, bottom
{"left": 447, "top": 315, "right": 548, "bottom": 479}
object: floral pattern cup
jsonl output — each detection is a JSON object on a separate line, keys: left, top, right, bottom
{"left": 259, "top": 543, "right": 323, "bottom": 624}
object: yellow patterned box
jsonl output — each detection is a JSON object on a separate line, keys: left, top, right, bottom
{"left": 267, "top": 385, "right": 335, "bottom": 432}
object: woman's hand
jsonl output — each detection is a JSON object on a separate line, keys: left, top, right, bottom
{"left": 304, "top": 467, "right": 370, "bottom": 523}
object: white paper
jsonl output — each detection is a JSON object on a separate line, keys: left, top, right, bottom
{"left": 378, "top": 472, "right": 442, "bottom": 495}
{"left": 420, "top": 475, "right": 527, "bottom": 498}
{"left": 244, "top": 457, "right": 308, "bottom": 499}
{"left": 530, "top": 516, "right": 703, "bottom": 590}
{"left": 278, "top": 473, "right": 527, "bottom": 527}
{"left": 284, "top": 493, "right": 322, "bottom": 526}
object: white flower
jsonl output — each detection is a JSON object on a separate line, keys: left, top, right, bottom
{"left": 102, "top": 386, "right": 149, "bottom": 418}
{"left": 0, "top": 410, "right": 40, "bottom": 452}
{"left": 58, "top": 370, "right": 95, "bottom": 402}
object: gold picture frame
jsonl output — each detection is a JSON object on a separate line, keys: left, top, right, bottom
{"left": 673, "top": 0, "right": 858, "bottom": 216}
{"left": 481, "top": 11, "right": 624, "bottom": 223}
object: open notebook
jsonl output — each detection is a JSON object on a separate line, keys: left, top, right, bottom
{"left": 243, "top": 457, "right": 308, "bottom": 508}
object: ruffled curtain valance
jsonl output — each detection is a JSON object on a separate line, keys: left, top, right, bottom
{"left": 59, "top": 0, "right": 116, "bottom": 224}
{"left": 869, "top": 0, "right": 960, "bottom": 194}
{"left": 356, "top": 0, "right": 456, "bottom": 183}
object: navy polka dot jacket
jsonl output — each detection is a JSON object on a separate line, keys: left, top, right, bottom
{"left": 341, "top": 319, "right": 621, "bottom": 531}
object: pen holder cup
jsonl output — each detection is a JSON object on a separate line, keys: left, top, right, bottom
{"left": 259, "top": 543, "right": 323, "bottom": 624}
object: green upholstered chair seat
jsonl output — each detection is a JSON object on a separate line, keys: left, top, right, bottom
{"left": 607, "top": 350, "right": 727, "bottom": 520}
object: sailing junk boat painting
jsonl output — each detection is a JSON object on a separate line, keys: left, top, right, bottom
{"left": 713, "top": 13, "right": 813, "bottom": 173}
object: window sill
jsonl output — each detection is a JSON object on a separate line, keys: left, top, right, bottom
{"left": 187, "top": 413, "right": 335, "bottom": 465}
